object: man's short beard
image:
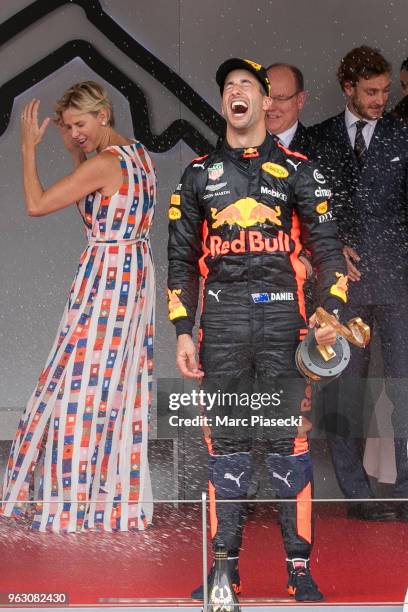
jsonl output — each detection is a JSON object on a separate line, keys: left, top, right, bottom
{"left": 350, "top": 95, "right": 385, "bottom": 120}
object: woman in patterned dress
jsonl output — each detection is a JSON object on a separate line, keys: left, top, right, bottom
{"left": 1, "top": 82, "right": 155, "bottom": 533}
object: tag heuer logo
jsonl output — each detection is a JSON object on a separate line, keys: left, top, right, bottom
{"left": 208, "top": 162, "right": 224, "bottom": 181}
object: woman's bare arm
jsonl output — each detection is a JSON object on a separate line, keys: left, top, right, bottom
{"left": 21, "top": 99, "right": 121, "bottom": 217}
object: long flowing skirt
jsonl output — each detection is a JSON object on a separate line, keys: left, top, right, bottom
{"left": 2, "top": 241, "right": 154, "bottom": 532}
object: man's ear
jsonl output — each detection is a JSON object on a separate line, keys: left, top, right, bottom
{"left": 343, "top": 80, "right": 355, "bottom": 98}
{"left": 297, "top": 91, "right": 307, "bottom": 112}
{"left": 262, "top": 96, "right": 273, "bottom": 111}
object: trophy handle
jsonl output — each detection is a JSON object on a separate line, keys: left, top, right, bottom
{"left": 315, "top": 321, "right": 337, "bottom": 361}
{"left": 315, "top": 307, "right": 371, "bottom": 349}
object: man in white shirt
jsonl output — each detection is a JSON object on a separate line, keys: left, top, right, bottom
{"left": 265, "top": 63, "right": 316, "bottom": 299}
{"left": 265, "top": 63, "right": 312, "bottom": 156}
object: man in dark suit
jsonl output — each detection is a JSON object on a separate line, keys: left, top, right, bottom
{"left": 266, "top": 63, "right": 314, "bottom": 158}
{"left": 311, "top": 46, "right": 408, "bottom": 521}
{"left": 393, "top": 57, "right": 408, "bottom": 120}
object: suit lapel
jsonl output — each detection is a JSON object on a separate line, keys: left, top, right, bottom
{"left": 290, "top": 123, "right": 306, "bottom": 150}
{"left": 336, "top": 113, "right": 357, "bottom": 163}
{"left": 362, "top": 116, "right": 387, "bottom": 172}
{"left": 332, "top": 113, "right": 360, "bottom": 184}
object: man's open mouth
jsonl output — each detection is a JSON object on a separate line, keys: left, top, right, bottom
{"left": 231, "top": 100, "right": 248, "bottom": 117}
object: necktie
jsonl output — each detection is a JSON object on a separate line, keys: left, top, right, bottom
{"left": 354, "top": 120, "right": 367, "bottom": 167}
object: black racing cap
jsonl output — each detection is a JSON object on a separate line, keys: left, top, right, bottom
{"left": 216, "top": 58, "right": 271, "bottom": 95}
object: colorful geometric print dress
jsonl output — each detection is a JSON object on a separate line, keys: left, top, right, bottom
{"left": 2, "top": 142, "right": 155, "bottom": 533}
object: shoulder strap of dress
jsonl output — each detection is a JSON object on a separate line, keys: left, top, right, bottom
{"left": 102, "top": 145, "right": 127, "bottom": 159}
{"left": 132, "top": 141, "right": 154, "bottom": 174}
{"left": 101, "top": 146, "right": 129, "bottom": 193}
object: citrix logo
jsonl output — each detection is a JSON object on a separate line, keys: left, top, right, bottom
{"left": 315, "top": 187, "right": 332, "bottom": 198}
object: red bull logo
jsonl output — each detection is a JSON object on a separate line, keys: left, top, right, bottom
{"left": 211, "top": 198, "right": 282, "bottom": 229}
{"left": 209, "top": 230, "right": 290, "bottom": 257}
{"left": 242, "top": 147, "right": 260, "bottom": 159}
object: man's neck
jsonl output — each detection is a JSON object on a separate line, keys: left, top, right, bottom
{"left": 346, "top": 102, "right": 379, "bottom": 123}
{"left": 226, "top": 125, "right": 267, "bottom": 149}
{"left": 346, "top": 103, "right": 364, "bottom": 120}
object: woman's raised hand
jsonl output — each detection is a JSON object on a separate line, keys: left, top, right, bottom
{"left": 21, "top": 99, "right": 50, "bottom": 149}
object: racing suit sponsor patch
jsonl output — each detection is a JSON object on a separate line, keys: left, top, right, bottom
{"left": 205, "top": 182, "right": 227, "bottom": 192}
{"left": 262, "top": 162, "right": 289, "bottom": 179}
{"left": 210, "top": 229, "right": 290, "bottom": 257}
{"left": 287, "top": 159, "right": 302, "bottom": 172}
{"left": 315, "top": 201, "right": 328, "bottom": 214}
{"left": 242, "top": 147, "right": 260, "bottom": 158}
{"left": 252, "top": 292, "right": 295, "bottom": 303}
{"left": 167, "top": 288, "right": 187, "bottom": 320}
{"left": 203, "top": 190, "right": 231, "bottom": 201}
{"left": 169, "top": 207, "right": 181, "bottom": 220}
{"left": 313, "top": 169, "right": 326, "bottom": 184}
{"left": 329, "top": 273, "right": 348, "bottom": 303}
{"left": 211, "top": 198, "right": 281, "bottom": 229}
{"left": 171, "top": 193, "right": 181, "bottom": 205}
{"left": 267, "top": 451, "right": 313, "bottom": 496}
{"left": 315, "top": 187, "right": 332, "bottom": 198}
{"left": 260, "top": 186, "right": 288, "bottom": 201}
{"left": 318, "top": 211, "right": 334, "bottom": 223}
{"left": 191, "top": 154, "right": 208, "bottom": 169}
{"left": 208, "top": 162, "right": 224, "bottom": 181}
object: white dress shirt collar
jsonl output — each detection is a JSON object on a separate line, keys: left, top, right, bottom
{"left": 276, "top": 121, "right": 299, "bottom": 148}
{"left": 345, "top": 106, "right": 377, "bottom": 131}
{"left": 345, "top": 106, "right": 377, "bottom": 148}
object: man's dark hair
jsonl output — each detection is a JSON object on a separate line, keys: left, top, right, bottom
{"left": 266, "top": 63, "right": 304, "bottom": 92}
{"left": 337, "top": 46, "right": 391, "bottom": 90}
{"left": 401, "top": 57, "right": 408, "bottom": 72}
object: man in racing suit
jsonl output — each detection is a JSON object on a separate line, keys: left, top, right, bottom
{"left": 167, "top": 58, "right": 347, "bottom": 602}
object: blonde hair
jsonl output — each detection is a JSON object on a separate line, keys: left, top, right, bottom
{"left": 54, "top": 81, "right": 115, "bottom": 126}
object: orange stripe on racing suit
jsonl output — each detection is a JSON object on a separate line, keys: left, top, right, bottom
{"left": 198, "top": 220, "right": 210, "bottom": 279}
{"left": 294, "top": 382, "right": 312, "bottom": 543}
{"left": 289, "top": 211, "right": 307, "bottom": 322}
{"left": 208, "top": 480, "right": 218, "bottom": 539}
{"left": 277, "top": 141, "right": 308, "bottom": 161}
{"left": 198, "top": 221, "right": 221, "bottom": 539}
{"left": 197, "top": 221, "right": 209, "bottom": 360}
{"left": 296, "top": 482, "right": 312, "bottom": 544}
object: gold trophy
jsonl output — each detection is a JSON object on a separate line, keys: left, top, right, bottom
{"left": 295, "top": 307, "right": 370, "bottom": 382}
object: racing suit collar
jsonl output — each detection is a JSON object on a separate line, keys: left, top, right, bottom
{"left": 221, "top": 133, "right": 274, "bottom": 160}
